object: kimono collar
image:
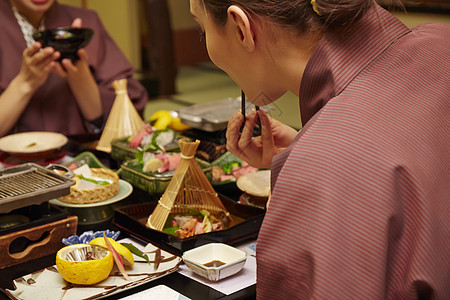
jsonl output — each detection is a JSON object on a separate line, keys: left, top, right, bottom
{"left": 298, "top": 5, "right": 410, "bottom": 126}
{"left": 12, "top": 6, "right": 45, "bottom": 47}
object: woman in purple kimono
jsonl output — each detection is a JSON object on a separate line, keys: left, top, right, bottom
{"left": 0, "top": 0, "right": 148, "bottom": 137}
{"left": 190, "top": 0, "right": 449, "bottom": 299}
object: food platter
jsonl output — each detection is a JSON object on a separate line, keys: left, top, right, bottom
{"left": 49, "top": 180, "right": 133, "bottom": 208}
{"left": 110, "top": 135, "right": 183, "bottom": 163}
{"left": 118, "top": 158, "right": 211, "bottom": 195}
{"left": 0, "top": 132, "right": 68, "bottom": 160}
{"left": 49, "top": 180, "right": 133, "bottom": 231}
{"left": 211, "top": 151, "right": 242, "bottom": 186}
{"left": 5, "top": 242, "right": 182, "bottom": 300}
{"left": 113, "top": 194, "right": 265, "bottom": 256}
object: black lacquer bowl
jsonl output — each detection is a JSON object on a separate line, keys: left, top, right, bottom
{"left": 33, "top": 27, "right": 93, "bottom": 61}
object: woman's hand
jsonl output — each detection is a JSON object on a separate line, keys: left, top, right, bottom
{"left": 52, "top": 18, "right": 89, "bottom": 80}
{"left": 17, "top": 42, "right": 60, "bottom": 92}
{"left": 71, "top": 17, "right": 82, "bottom": 28}
{"left": 0, "top": 42, "right": 60, "bottom": 136}
{"left": 226, "top": 109, "right": 298, "bottom": 169}
{"left": 52, "top": 48, "right": 90, "bottom": 79}
{"left": 51, "top": 17, "right": 103, "bottom": 121}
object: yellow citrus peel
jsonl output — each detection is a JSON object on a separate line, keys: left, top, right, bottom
{"left": 149, "top": 110, "right": 172, "bottom": 130}
{"left": 169, "top": 117, "right": 191, "bottom": 131}
{"left": 149, "top": 110, "right": 191, "bottom": 131}
{"left": 55, "top": 244, "right": 113, "bottom": 285}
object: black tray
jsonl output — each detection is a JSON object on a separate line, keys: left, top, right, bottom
{"left": 0, "top": 204, "right": 68, "bottom": 236}
{"left": 113, "top": 194, "right": 265, "bottom": 256}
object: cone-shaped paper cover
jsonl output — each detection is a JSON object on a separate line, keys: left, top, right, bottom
{"left": 96, "top": 79, "right": 145, "bottom": 153}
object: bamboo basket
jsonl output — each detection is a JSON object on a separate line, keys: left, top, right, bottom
{"left": 147, "top": 140, "right": 231, "bottom": 231}
{"left": 96, "top": 79, "right": 144, "bottom": 153}
{"left": 57, "top": 168, "right": 120, "bottom": 204}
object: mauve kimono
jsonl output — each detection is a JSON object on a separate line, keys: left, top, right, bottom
{"left": 0, "top": 0, "right": 148, "bottom": 136}
{"left": 257, "top": 5, "right": 449, "bottom": 300}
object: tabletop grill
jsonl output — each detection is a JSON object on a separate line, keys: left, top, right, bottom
{"left": 0, "top": 163, "right": 78, "bottom": 269}
{"left": 0, "top": 163, "right": 75, "bottom": 214}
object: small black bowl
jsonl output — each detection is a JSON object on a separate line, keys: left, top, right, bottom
{"left": 33, "top": 27, "right": 94, "bottom": 61}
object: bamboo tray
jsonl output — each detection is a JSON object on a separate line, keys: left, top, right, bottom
{"left": 113, "top": 194, "right": 265, "bottom": 256}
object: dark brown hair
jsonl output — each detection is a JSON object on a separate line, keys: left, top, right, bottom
{"left": 201, "top": 0, "right": 377, "bottom": 34}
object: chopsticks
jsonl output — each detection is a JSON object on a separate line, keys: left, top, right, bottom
{"left": 240, "top": 90, "right": 246, "bottom": 132}
{"left": 241, "top": 90, "right": 246, "bottom": 117}
{"left": 240, "top": 90, "right": 260, "bottom": 133}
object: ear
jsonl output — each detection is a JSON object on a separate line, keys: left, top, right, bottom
{"left": 227, "top": 5, "right": 255, "bottom": 52}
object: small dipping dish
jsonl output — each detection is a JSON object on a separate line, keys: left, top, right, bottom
{"left": 182, "top": 243, "right": 247, "bottom": 281}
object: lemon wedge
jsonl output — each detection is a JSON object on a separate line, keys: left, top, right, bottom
{"left": 89, "top": 237, "right": 134, "bottom": 267}
{"left": 143, "top": 158, "right": 165, "bottom": 173}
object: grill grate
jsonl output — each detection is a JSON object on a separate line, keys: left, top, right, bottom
{"left": 0, "top": 163, "right": 75, "bottom": 213}
{"left": 0, "top": 169, "right": 67, "bottom": 199}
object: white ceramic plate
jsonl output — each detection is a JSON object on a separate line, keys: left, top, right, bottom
{"left": 0, "top": 131, "right": 68, "bottom": 154}
{"left": 49, "top": 180, "right": 133, "bottom": 208}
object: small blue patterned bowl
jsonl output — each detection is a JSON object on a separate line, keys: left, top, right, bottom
{"left": 62, "top": 230, "right": 120, "bottom": 245}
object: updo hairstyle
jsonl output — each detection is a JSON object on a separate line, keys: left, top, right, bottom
{"left": 201, "top": 0, "right": 377, "bottom": 34}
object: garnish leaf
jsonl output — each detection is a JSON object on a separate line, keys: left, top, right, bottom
{"left": 222, "top": 161, "right": 241, "bottom": 174}
{"left": 78, "top": 174, "right": 110, "bottom": 186}
{"left": 121, "top": 243, "right": 151, "bottom": 265}
{"left": 136, "top": 143, "right": 163, "bottom": 165}
{"left": 163, "top": 227, "right": 179, "bottom": 236}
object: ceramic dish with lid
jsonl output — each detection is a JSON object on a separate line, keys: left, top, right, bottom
{"left": 182, "top": 243, "right": 247, "bottom": 281}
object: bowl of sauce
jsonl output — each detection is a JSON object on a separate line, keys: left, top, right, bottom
{"left": 182, "top": 243, "right": 247, "bottom": 281}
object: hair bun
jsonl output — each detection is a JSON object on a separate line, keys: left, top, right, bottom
{"left": 315, "top": 0, "right": 375, "bottom": 28}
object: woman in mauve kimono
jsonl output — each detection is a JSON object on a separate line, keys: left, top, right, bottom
{"left": 190, "top": 0, "right": 449, "bottom": 299}
{"left": 0, "top": 0, "right": 148, "bottom": 137}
